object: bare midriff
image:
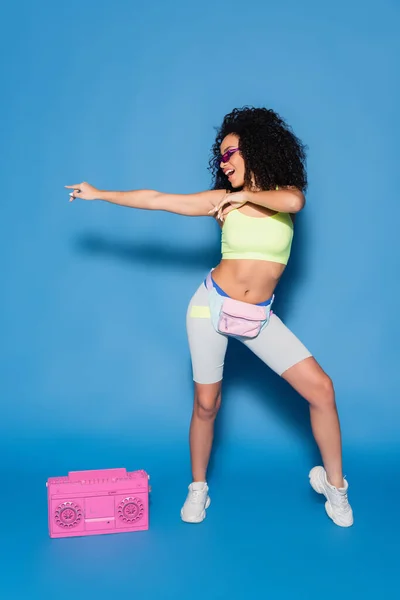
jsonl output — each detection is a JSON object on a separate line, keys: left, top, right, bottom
{"left": 211, "top": 259, "right": 285, "bottom": 304}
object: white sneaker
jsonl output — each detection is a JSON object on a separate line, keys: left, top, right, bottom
{"left": 180, "top": 482, "right": 211, "bottom": 523}
{"left": 309, "top": 466, "right": 354, "bottom": 527}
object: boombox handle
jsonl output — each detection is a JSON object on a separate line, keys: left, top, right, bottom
{"left": 68, "top": 468, "right": 127, "bottom": 482}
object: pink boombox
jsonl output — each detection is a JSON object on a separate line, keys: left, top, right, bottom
{"left": 47, "top": 468, "right": 150, "bottom": 538}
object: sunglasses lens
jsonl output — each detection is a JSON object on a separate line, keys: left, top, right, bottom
{"left": 215, "top": 148, "right": 238, "bottom": 168}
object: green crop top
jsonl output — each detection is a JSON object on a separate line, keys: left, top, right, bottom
{"left": 221, "top": 209, "right": 294, "bottom": 265}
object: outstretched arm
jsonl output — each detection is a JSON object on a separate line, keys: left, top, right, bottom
{"left": 65, "top": 182, "right": 226, "bottom": 217}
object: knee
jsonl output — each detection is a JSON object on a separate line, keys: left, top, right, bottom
{"left": 194, "top": 390, "right": 221, "bottom": 421}
{"left": 308, "top": 374, "right": 336, "bottom": 410}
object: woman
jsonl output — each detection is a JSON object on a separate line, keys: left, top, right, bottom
{"left": 66, "top": 106, "right": 353, "bottom": 528}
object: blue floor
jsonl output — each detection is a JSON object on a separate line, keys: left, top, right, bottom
{"left": 1, "top": 435, "right": 398, "bottom": 599}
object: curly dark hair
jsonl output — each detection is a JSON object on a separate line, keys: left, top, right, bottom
{"left": 208, "top": 106, "right": 307, "bottom": 193}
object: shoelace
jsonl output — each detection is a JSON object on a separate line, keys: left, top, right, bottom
{"left": 334, "top": 491, "right": 351, "bottom": 512}
{"left": 190, "top": 490, "right": 205, "bottom": 504}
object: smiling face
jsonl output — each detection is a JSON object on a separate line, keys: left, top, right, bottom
{"left": 219, "top": 134, "right": 246, "bottom": 189}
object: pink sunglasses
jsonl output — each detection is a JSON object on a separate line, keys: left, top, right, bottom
{"left": 215, "top": 147, "right": 239, "bottom": 168}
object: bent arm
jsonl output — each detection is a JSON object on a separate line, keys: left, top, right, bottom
{"left": 247, "top": 187, "right": 305, "bottom": 213}
{"left": 98, "top": 188, "right": 226, "bottom": 216}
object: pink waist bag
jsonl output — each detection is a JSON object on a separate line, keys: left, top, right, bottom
{"left": 205, "top": 271, "right": 274, "bottom": 338}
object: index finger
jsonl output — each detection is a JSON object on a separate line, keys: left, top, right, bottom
{"left": 65, "top": 184, "right": 82, "bottom": 189}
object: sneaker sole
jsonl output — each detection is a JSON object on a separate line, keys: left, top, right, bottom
{"left": 309, "top": 467, "right": 353, "bottom": 528}
{"left": 180, "top": 496, "right": 211, "bottom": 523}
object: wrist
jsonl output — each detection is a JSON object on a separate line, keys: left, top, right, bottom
{"left": 245, "top": 190, "right": 257, "bottom": 204}
{"left": 97, "top": 190, "right": 110, "bottom": 201}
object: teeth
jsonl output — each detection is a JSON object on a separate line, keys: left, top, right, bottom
{"left": 226, "top": 169, "right": 234, "bottom": 176}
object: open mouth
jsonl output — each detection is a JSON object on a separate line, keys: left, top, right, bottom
{"left": 225, "top": 169, "right": 235, "bottom": 179}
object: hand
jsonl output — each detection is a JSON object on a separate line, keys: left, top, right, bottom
{"left": 65, "top": 182, "right": 99, "bottom": 202}
{"left": 208, "top": 191, "right": 249, "bottom": 221}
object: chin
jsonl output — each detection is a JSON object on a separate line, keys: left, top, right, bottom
{"left": 230, "top": 177, "right": 244, "bottom": 189}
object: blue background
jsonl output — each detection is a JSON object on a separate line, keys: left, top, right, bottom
{"left": 1, "top": 0, "right": 399, "bottom": 598}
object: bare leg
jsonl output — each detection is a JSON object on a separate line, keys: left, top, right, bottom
{"left": 189, "top": 381, "right": 222, "bottom": 482}
{"left": 282, "top": 357, "right": 344, "bottom": 488}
